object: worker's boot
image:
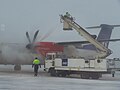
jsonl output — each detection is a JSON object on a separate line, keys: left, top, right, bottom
{"left": 34, "top": 72, "right": 37, "bottom": 76}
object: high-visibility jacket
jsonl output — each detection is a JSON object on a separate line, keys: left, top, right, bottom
{"left": 33, "top": 59, "right": 40, "bottom": 65}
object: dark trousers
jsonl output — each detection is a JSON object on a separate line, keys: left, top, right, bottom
{"left": 34, "top": 65, "right": 39, "bottom": 76}
{"left": 112, "top": 74, "right": 114, "bottom": 77}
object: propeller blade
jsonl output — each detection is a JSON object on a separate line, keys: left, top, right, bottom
{"left": 32, "top": 30, "right": 39, "bottom": 43}
{"left": 26, "top": 32, "right": 31, "bottom": 43}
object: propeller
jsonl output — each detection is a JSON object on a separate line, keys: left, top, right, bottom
{"left": 25, "top": 29, "right": 55, "bottom": 62}
{"left": 26, "top": 30, "right": 39, "bottom": 50}
{"left": 25, "top": 27, "right": 56, "bottom": 53}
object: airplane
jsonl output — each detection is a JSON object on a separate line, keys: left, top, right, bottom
{"left": 0, "top": 18, "right": 120, "bottom": 71}
{"left": 57, "top": 23, "right": 120, "bottom": 59}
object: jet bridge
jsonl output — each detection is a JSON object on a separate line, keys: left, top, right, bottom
{"left": 60, "top": 14, "right": 112, "bottom": 59}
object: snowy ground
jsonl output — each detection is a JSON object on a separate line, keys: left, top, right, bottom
{"left": 0, "top": 65, "right": 120, "bottom": 90}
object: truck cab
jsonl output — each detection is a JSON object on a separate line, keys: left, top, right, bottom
{"left": 45, "top": 53, "right": 56, "bottom": 72}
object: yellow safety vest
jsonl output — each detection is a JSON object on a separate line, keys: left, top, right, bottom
{"left": 33, "top": 59, "right": 40, "bottom": 65}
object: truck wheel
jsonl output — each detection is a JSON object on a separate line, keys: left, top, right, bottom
{"left": 61, "top": 72, "right": 66, "bottom": 77}
{"left": 91, "top": 73, "right": 100, "bottom": 79}
{"left": 91, "top": 76, "right": 99, "bottom": 79}
{"left": 55, "top": 71, "right": 66, "bottom": 77}
{"left": 50, "top": 68, "right": 56, "bottom": 76}
{"left": 81, "top": 73, "right": 89, "bottom": 79}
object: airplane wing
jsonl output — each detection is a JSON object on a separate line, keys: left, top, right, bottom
{"left": 56, "top": 39, "right": 120, "bottom": 46}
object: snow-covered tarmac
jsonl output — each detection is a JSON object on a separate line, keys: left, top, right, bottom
{"left": 0, "top": 65, "right": 120, "bottom": 90}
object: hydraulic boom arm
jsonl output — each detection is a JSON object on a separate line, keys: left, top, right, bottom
{"left": 60, "top": 14, "right": 112, "bottom": 58}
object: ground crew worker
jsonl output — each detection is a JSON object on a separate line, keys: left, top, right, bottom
{"left": 32, "top": 57, "right": 41, "bottom": 76}
{"left": 65, "top": 12, "right": 71, "bottom": 17}
{"left": 111, "top": 69, "right": 115, "bottom": 77}
{"left": 64, "top": 12, "right": 73, "bottom": 21}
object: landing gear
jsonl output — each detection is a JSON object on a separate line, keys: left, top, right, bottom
{"left": 14, "top": 65, "right": 21, "bottom": 71}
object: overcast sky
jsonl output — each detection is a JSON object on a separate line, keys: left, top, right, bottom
{"left": 0, "top": 0, "right": 120, "bottom": 58}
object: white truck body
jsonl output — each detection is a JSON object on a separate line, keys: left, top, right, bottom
{"left": 53, "top": 58, "right": 107, "bottom": 72}
{"left": 45, "top": 53, "right": 111, "bottom": 79}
